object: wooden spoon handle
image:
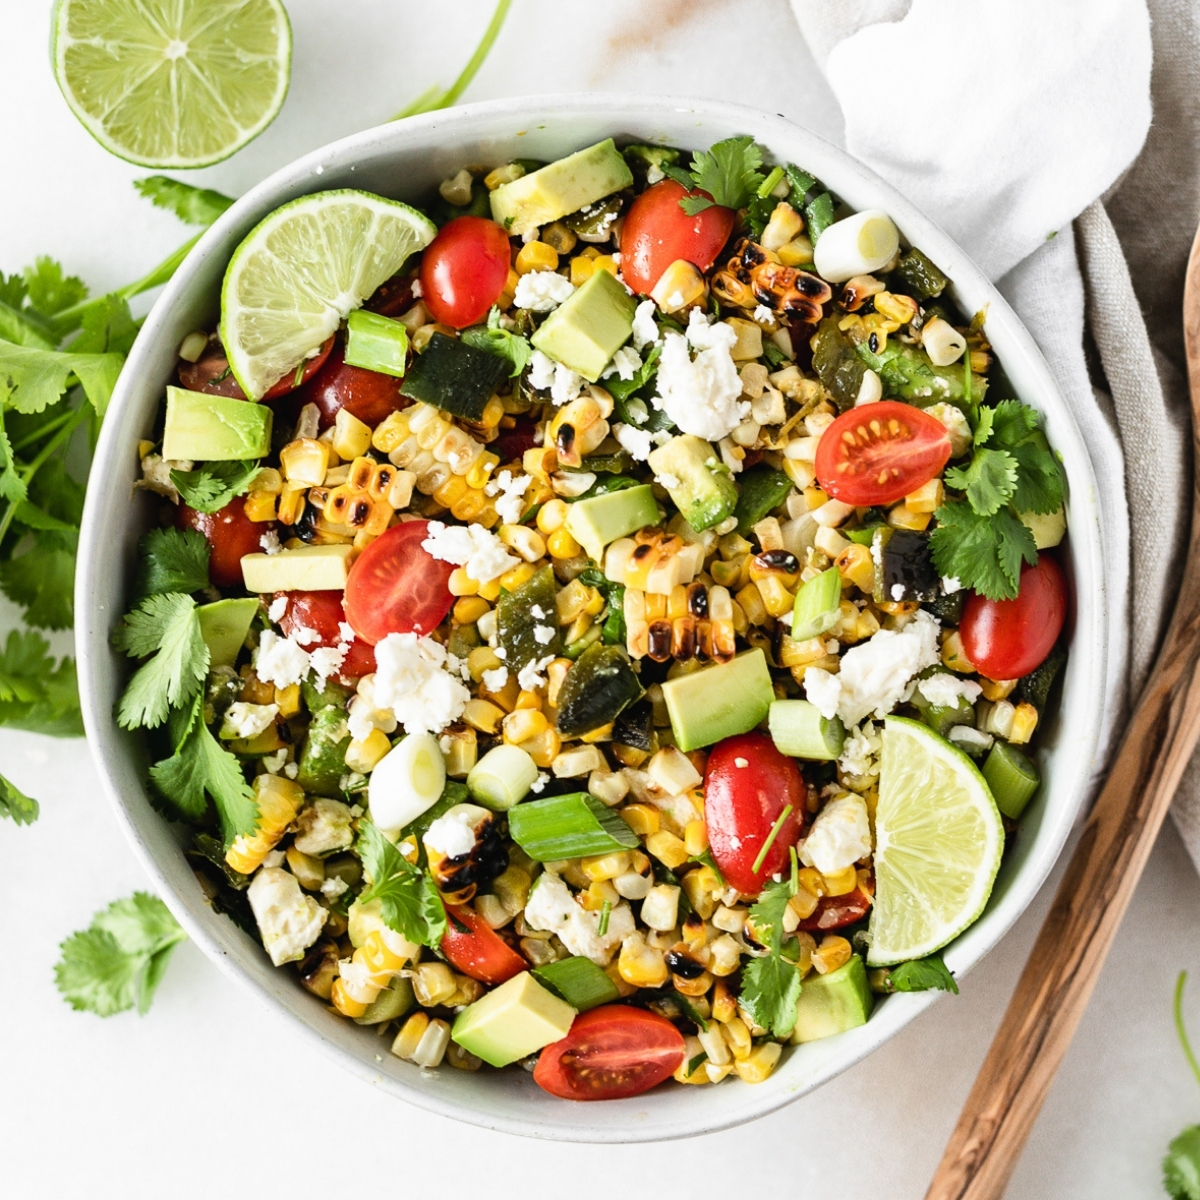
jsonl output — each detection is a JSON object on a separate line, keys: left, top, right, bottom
{"left": 925, "top": 222, "right": 1200, "bottom": 1200}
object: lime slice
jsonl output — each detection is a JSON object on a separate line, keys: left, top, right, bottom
{"left": 52, "top": 0, "right": 291, "bottom": 168}
{"left": 867, "top": 716, "right": 1004, "bottom": 966}
{"left": 220, "top": 190, "right": 437, "bottom": 399}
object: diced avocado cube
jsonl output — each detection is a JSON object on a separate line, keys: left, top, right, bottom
{"left": 647, "top": 435, "right": 739, "bottom": 532}
{"left": 451, "top": 971, "right": 576, "bottom": 1068}
{"left": 1019, "top": 506, "right": 1065, "bottom": 549}
{"left": 161, "top": 386, "right": 272, "bottom": 462}
{"left": 564, "top": 483, "right": 659, "bottom": 565}
{"left": 661, "top": 648, "right": 774, "bottom": 752}
{"left": 790, "top": 955, "right": 874, "bottom": 1044}
{"left": 240, "top": 544, "right": 354, "bottom": 593}
{"left": 531, "top": 269, "right": 636, "bottom": 382}
{"left": 399, "top": 332, "right": 509, "bottom": 420}
{"left": 197, "top": 597, "right": 260, "bottom": 668}
{"left": 489, "top": 138, "right": 633, "bottom": 237}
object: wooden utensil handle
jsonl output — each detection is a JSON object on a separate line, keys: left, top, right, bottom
{"left": 926, "top": 224, "right": 1200, "bottom": 1200}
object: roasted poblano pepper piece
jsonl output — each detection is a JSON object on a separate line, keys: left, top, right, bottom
{"left": 857, "top": 338, "right": 987, "bottom": 408}
{"left": 871, "top": 528, "right": 938, "bottom": 603}
{"left": 296, "top": 679, "right": 352, "bottom": 795}
{"left": 811, "top": 316, "right": 867, "bottom": 411}
{"left": 556, "top": 643, "right": 645, "bottom": 739}
{"left": 890, "top": 248, "right": 949, "bottom": 300}
{"left": 497, "top": 566, "right": 560, "bottom": 674}
{"left": 1016, "top": 644, "right": 1067, "bottom": 711}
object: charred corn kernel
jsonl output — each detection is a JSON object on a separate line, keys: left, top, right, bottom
{"left": 942, "top": 630, "right": 976, "bottom": 673}
{"left": 619, "top": 933, "right": 670, "bottom": 988}
{"left": 754, "top": 575, "right": 794, "bottom": 618}
{"left": 277, "top": 483, "right": 307, "bottom": 525}
{"left": 711, "top": 980, "right": 738, "bottom": 1024}
{"left": 735, "top": 583, "right": 769, "bottom": 627}
{"left": 570, "top": 255, "right": 596, "bottom": 286}
{"left": 592, "top": 254, "right": 619, "bottom": 277}
{"left": 243, "top": 489, "right": 277, "bottom": 522}
{"left": 1009, "top": 702, "right": 1039, "bottom": 744}
{"left": 836, "top": 543, "right": 876, "bottom": 593}
{"left": 497, "top": 267, "right": 520, "bottom": 310}
{"left": 980, "top": 677, "right": 1018, "bottom": 701}
{"left": 681, "top": 867, "right": 718, "bottom": 921}
{"left": 651, "top": 259, "right": 707, "bottom": 313}
{"left": 722, "top": 1015, "right": 753, "bottom": 1061}
{"left": 777, "top": 236, "right": 815, "bottom": 267}
{"left": 734, "top": 1041, "right": 782, "bottom": 1084}
{"left": 515, "top": 240, "right": 559, "bottom": 274}
{"left": 645, "top": 830, "right": 688, "bottom": 870}
{"left": 520, "top": 726, "right": 561, "bottom": 768}
{"left": 345, "top": 728, "right": 392, "bottom": 773}
{"left": 761, "top": 201, "right": 804, "bottom": 252}
{"left": 684, "top": 820, "right": 708, "bottom": 857}
{"left": 454, "top": 596, "right": 491, "bottom": 625}
{"left": 499, "top": 523, "right": 546, "bottom": 563}
{"left": 812, "top": 935, "right": 853, "bottom": 975}
{"left": 779, "top": 635, "right": 827, "bottom": 671}
{"left": 823, "top": 865, "right": 859, "bottom": 896}
{"left": 889, "top": 503, "right": 932, "bottom": 532}
{"left": 620, "top": 803, "right": 661, "bottom": 837}
{"left": 905, "top": 476, "right": 943, "bottom": 513}
{"left": 462, "top": 698, "right": 505, "bottom": 735}
{"left": 274, "top": 683, "right": 301, "bottom": 718}
{"left": 345, "top": 456, "right": 374, "bottom": 491}
{"left": 280, "top": 438, "right": 330, "bottom": 487}
{"left": 798, "top": 867, "right": 827, "bottom": 899}
{"left": 391, "top": 1011, "right": 430, "bottom": 1060}
{"left": 787, "top": 887, "right": 819, "bottom": 923}
{"left": 582, "top": 850, "right": 632, "bottom": 883}
{"left": 413, "top": 962, "right": 457, "bottom": 1007}
{"left": 332, "top": 408, "right": 372, "bottom": 461}
{"left": 537, "top": 498, "right": 568, "bottom": 535}
{"left": 503, "top": 707, "right": 550, "bottom": 746}
{"left": 449, "top": 568, "right": 480, "bottom": 597}
{"left": 874, "top": 290, "right": 920, "bottom": 324}
{"left": 581, "top": 879, "right": 620, "bottom": 911}
{"left": 372, "top": 410, "right": 410, "bottom": 453}
{"left": 225, "top": 775, "right": 304, "bottom": 874}
{"left": 331, "top": 977, "right": 369, "bottom": 1018}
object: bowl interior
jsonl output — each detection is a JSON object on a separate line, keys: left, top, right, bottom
{"left": 76, "top": 94, "right": 1107, "bottom": 1142}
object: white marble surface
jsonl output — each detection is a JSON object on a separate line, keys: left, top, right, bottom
{"left": 2, "top": 2, "right": 1197, "bottom": 1196}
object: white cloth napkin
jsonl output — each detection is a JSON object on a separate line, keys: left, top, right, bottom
{"left": 790, "top": 0, "right": 1182, "bottom": 828}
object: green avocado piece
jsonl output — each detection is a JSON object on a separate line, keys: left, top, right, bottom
{"left": 647, "top": 435, "right": 739, "bottom": 532}
{"left": 297, "top": 702, "right": 351, "bottom": 795}
{"left": 564, "top": 483, "right": 659, "bottom": 565}
{"left": 161, "top": 386, "right": 272, "bottom": 461}
{"left": 489, "top": 138, "right": 633, "bottom": 237}
{"left": 196, "top": 598, "right": 259, "bottom": 668}
{"left": 531, "top": 268, "right": 636, "bottom": 382}
{"left": 661, "top": 648, "right": 774, "bottom": 752}
{"left": 240, "top": 544, "right": 355, "bottom": 593}
{"left": 790, "top": 955, "right": 874, "bottom": 1044}
{"left": 451, "top": 972, "right": 577, "bottom": 1068}
{"left": 1020, "top": 506, "right": 1065, "bottom": 549}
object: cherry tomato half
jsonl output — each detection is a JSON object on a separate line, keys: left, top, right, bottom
{"left": 814, "top": 400, "right": 952, "bottom": 506}
{"left": 704, "top": 732, "right": 806, "bottom": 896}
{"left": 177, "top": 497, "right": 268, "bottom": 589}
{"left": 620, "top": 180, "right": 735, "bottom": 295}
{"left": 959, "top": 555, "right": 1067, "bottom": 680}
{"left": 798, "top": 886, "right": 873, "bottom": 933}
{"left": 178, "top": 335, "right": 335, "bottom": 401}
{"left": 273, "top": 590, "right": 377, "bottom": 682}
{"left": 441, "top": 905, "right": 526, "bottom": 985}
{"left": 297, "top": 338, "right": 409, "bottom": 430}
{"left": 533, "top": 1005, "right": 686, "bottom": 1101}
{"left": 419, "top": 216, "right": 512, "bottom": 329}
{"left": 342, "top": 520, "right": 455, "bottom": 645}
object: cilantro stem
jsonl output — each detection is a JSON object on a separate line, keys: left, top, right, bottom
{"left": 0, "top": 404, "right": 88, "bottom": 545}
{"left": 1175, "top": 972, "right": 1200, "bottom": 1090}
{"left": 391, "top": 0, "right": 512, "bottom": 120}
{"left": 10, "top": 408, "right": 76, "bottom": 453}
{"left": 757, "top": 166, "right": 785, "bottom": 198}
{"left": 598, "top": 899, "right": 611, "bottom": 937}
{"left": 790, "top": 844, "right": 799, "bottom": 893}
{"left": 752, "top": 805, "right": 794, "bottom": 876}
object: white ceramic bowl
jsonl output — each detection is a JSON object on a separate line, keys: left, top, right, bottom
{"left": 76, "top": 94, "right": 1108, "bottom": 1142}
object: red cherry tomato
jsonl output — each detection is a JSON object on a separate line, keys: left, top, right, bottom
{"left": 959, "top": 555, "right": 1067, "bottom": 680}
{"left": 440, "top": 905, "right": 527, "bottom": 985}
{"left": 297, "top": 339, "right": 409, "bottom": 430}
{"left": 533, "top": 1006, "right": 686, "bottom": 1101}
{"left": 419, "top": 216, "right": 512, "bottom": 329}
{"left": 814, "top": 400, "right": 952, "bottom": 506}
{"left": 343, "top": 520, "right": 454, "bottom": 645}
{"left": 178, "top": 335, "right": 334, "bottom": 400}
{"left": 620, "top": 180, "right": 735, "bottom": 295}
{"left": 177, "top": 497, "right": 268, "bottom": 589}
{"left": 798, "top": 886, "right": 873, "bottom": 932}
{"left": 272, "top": 590, "right": 377, "bottom": 682}
{"left": 704, "top": 732, "right": 806, "bottom": 896}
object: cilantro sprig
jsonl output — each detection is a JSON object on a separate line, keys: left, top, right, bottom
{"left": 930, "top": 399, "right": 1064, "bottom": 600}
{"left": 170, "top": 459, "right": 260, "bottom": 513}
{"left": 664, "top": 136, "right": 768, "bottom": 214}
{"left": 357, "top": 820, "right": 448, "bottom": 949}
{"left": 739, "top": 877, "right": 804, "bottom": 1038}
{"left": 0, "top": 771, "right": 38, "bottom": 824}
{"left": 1165, "top": 972, "right": 1200, "bottom": 1198}
{"left": 874, "top": 953, "right": 959, "bottom": 994}
{"left": 461, "top": 305, "right": 532, "bottom": 377}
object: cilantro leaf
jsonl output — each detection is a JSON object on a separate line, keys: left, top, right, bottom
{"left": 988, "top": 398, "right": 1039, "bottom": 447}
{"left": 149, "top": 692, "right": 258, "bottom": 839}
{"left": 0, "top": 527, "right": 77, "bottom": 629}
{"left": 133, "top": 176, "right": 235, "bottom": 227}
{"left": 606, "top": 343, "right": 662, "bottom": 403}
{"left": 460, "top": 306, "right": 532, "bottom": 377}
{"left": 0, "top": 339, "right": 124, "bottom": 415}
{"left": 0, "top": 771, "right": 38, "bottom": 824}
{"left": 113, "top": 593, "right": 209, "bottom": 729}
{"left": 1008, "top": 432, "right": 1064, "bottom": 516}
{"left": 972, "top": 404, "right": 994, "bottom": 447}
{"left": 68, "top": 294, "right": 139, "bottom": 357}
{"left": 133, "top": 527, "right": 211, "bottom": 599}
{"left": 671, "top": 136, "right": 767, "bottom": 213}
{"left": 0, "top": 629, "right": 82, "bottom": 735}
{"left": 943, "top": 447, "right": 1018, "bottom": 517}
{"left": 1165, "top": 1127, "right": 1200, "bottom": 1199}
{"left": 0, "top": 272, "right": 27, "bottom": 310}
{"left": 930, "top": 500, "right": 1037, "bottom": 601}
{"left": 740, "top": 950, "right": 803, "bottom": 1039}
{"left": 170, "top": 460, "right": 260, "bottom": 513}
{"left": 885, "top": 954, "right": 959, "bottom": 994}
{"left": 357, "top": 820, "right": 448, "bottom": 949}
{"left": 0, "top": 408, "right": 27, "bottom": 505}
{"left": 54, "top": 892, "right": 186, "bottom": 1017}
{"left": 23, "top": 257, "right": 88, "bottom": 318}
{"left": 748, "top": 877, "right": 794, "bottom": 954}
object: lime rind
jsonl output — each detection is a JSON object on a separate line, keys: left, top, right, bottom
{"left": 52, "top": 0, "right": 291, "bottom": 169}
{"left": 220, "top": 190, "right": 437, "bottom": 400}
{"left": 866, "top": 716, "right": 1004, "bottom": 967}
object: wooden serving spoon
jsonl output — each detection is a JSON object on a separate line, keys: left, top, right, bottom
{"left": 924, "top": 225, "right": 1200, "bottom": 1198}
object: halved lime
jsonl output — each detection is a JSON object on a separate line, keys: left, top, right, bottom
{"left": 220, "top": 190, "right": 437, "bottom": 400}
{"left": 52, "top": 0, "right": 291, "bottom": 168}
{"left": 867, "top": 716, "right": 1004, "bottom": 966}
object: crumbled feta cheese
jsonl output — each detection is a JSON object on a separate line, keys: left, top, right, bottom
{"left": 523, "top": 872, "right": 634, "bottom": 964}
{"left": 838, "top": 721, "right": 882, "bottom": 779}
{"left": 262, "top": 749, "right": 288, "bottom": 775}
{"left": 799, "top": 793, "right": 872, "bottom": 876}
{"left": 927, "top": 402, "right": 973, "bottom": 458}
{"left": 514, "top": 269, "right": 574, "bottom": 312}
{"left": 632, "top": 299, "right": 659, "bottom": 350}
{"left": 370, "top": 633, "right": 471, "bottom": 735}
{"left": 320, "top": 877, "right": 349, "bottom": 899}
{"left": 290, "top": 624, "right": 322, "bottom": 647}
{"left": 602, "top": 345, "right": 643, "bottom": 381}
{"left": 481, "top": 665, "right": 509, "bottom": 692}
{"left": 533, "top": 624, "right": 556, "bottom": 645}
{"left": 918, "top": 672, "right": 983, "bottom": 709}
{"left": 424, "top": 804, "right": 482, "bottom": 858}
{"left": 293, "top": 798, "right": 355, "bottom": 857}
{"left": 421, "top": 520, "right": 517, "bottom": 584}
{"left": 948, "top": 725, "right": 994, "bottom": 755}
{"left": 614, "top": 422, "right": 653, "bottom": 461}
{"left": 283, "top": 761, "right": 299, "bottom": 779}
{"left": 259, "top": 529, "right": 282, "bottom": 555}
{"left": 803, "top": 667, "right": 843, "bottom": 721}
{"left": 255, "top": 630, "right": 312, "bottom": 689}
{"left": 531, "top": 771, "right": 550, "bottom": 793}
{"left": 220, "top": 701, "right": 279, "bottom": 741}
{"left": 268, "top": 596, "right": 288, "bottom": 623}
{"left": 248, "top": 867, "right": 327, "bottom": 966}
{"left": 261, "top": 849, "right": 286, "bottom": 869}
{"left": 494, "top": 647, "right": 507, "bottom": 659}
{"left": 752, "top": 304, "right": 774, "bottom": 325}
{"left": 411, "top": 279, "right": 423, "bottom": 298}
{"left": 308, "top": 643, "right": 348, "bottom": 685}
{"left": 654, "top": 472, "right": 681, "bottom": 491}
{"left": 529, "top": 348, "right": 557, "bottom": 391}
{"left": 941, "top": 575, "right": 962, "bottom": 594}
{"left": 530, "top": 605, "right": 546, "bottom": 620}
{"left": 890, "top": 583, "right": 906, "bottom": 601}
{"left": 485, "top": 470, "right": 533, "bottom": 526}
{"left": 517, "top": 654, "right": 555, "bottom": 692}
{"left": 550, "top": 361, "right": 584, "bottom": 406}
{"left": 652, "top": 309, "right": 747, "bottom": 441}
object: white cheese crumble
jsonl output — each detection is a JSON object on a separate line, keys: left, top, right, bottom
{"left": 369, "top": 633, "right": 471, "bottom": 735}
{"left": 524, "top": 872, "right": 634, "bottom": 965}
{"left": 614, "top": 422, "right": 653, "bottom": 461}
{"left": 927, "top": 402, "right": 973, "bottom": 458}
{"left": 259, "top": 529, "right": 282, "bottom": 555}
{"left": 949, "top": 725, "right": 994, "bottom": 755}
{"left": 602, "top": 345, "right": 643, "bottom": 381}
{"left": 799, "top": 793, "right": 872, "bottom": 876}
{"left": 533, "top": 625, "right": 556, "bottom": 645}
{"left": 485, "top": 470, "right": 533, "bottom": 526}
{"left": 514, "top": 269, "right": 574, "bottom": 312}
{"left": 517, "top": 653, "right": 556, "bottom": 692}
{"left": 838, "top": 721, "right": 881, "bottom": 779}
{"left": 652, "top": 309, "right": 748, "bottom": 441}
{"left": 293, "top": 798, "right": 355, "bottom": 856}
{"left": 290, "top": 624, "right": 322, "bottom": 647}
{"left": 632, "top": 299, "right": 659, "bottom": 350}
{"left": 424, "top": 804, "right": 484, "bottom": 858}
{"left": 220, "top": 702, "right": 279, "bottom": 741}
{"left": 941, "top": 575, "right": 963, "bottom": 594}
{"left": 320, "top": 877, "right": 348, "bottom": 899}
{"left": 481, "top": 665, "right": 509, "bottom": 692}
{"left": 248, "top": 868, "right": 327, "bottom": 966}
{"left": 267, "top": 596, "right": 288, "bottom": 623}
{"left": 255, "top": 631, "right": 314, "bottom": 690}
{"left": 752, "top": 304, "right": 774, "bottom": 325}
{"left": 529, "top": 348, "right": 556, "bottom": 390}
{"left": 654, "top": 472, "right": 681, "bottom": 491}
{"left": 918, "top": 672, "right": 983, "bottom": 709}
{"left": 530, "top": 605, "right": 546, "bottom": 620}
{"left": 421, "top": 520, "right": 517, "bottom": 584}
{"left": 531, "top": 771, "right": 550, "bottom": 793}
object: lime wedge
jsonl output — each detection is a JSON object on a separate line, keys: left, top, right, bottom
{"left": 220, "top": 191, "right": 437, "bottom": 400}
{"left": 52, "top": 0, "right": 291, "bottom": 169}
{"left": 867, "top": 716, "right": 1004, "bottom": 966}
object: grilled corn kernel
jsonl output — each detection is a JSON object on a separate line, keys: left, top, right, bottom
{"left": 822, "top": 865, "right": 859, "bottom": 896}
{"left": 797, "top": 867, "right": 827, "bottom": 898}
{"left": 274, "top": 683, "right": 301, "bottom": 718}
{"left": 503, "top": 708, "right": 550, "bottom": 745}
{"left": 499, "top": 523, "right": 547, "bottom": 563}
{"left": 1009, "top": 701, "right": 1039, "bottom": 744}
{"left": 618, "top": 933, "right": 670, "bottom": 987}
{"left": 941, "top": 630, "right": 977, "bottom": 673}
{"left": 243, "top": 490, "right": 278, "bottom": 522}
{"left": 836, "top": 543, "right": 876, "bottom": 593}
{"left": 888, "top": 503, "right": 932, "bottom": 532}
{"left": 225, "top": 775, "right": 304, "bottom": 874}
{"left": 812, "top": 935, "right": 853, "bottom": 975}
{"left": 681, "top": 866, "right": 719, "bottom": 920}
{"left": 449, "top": 568, "right": 480, "bottom": 597}
{"left": 280, "top": 438, "right": 330, "bottom": 487}
{"left": 787, "top": 887, "right": 819, "bottom": 922}
{"left": 331, "top": 977, "right": 369, "bottom": 1018}
{"left": 276, "top": 483, "right": 307, "bottom": 525}
{"left": 391, "top": 1011, "right": 430, "bottom": 1060}
{"left": 620, "top": 803, "right": 661, "bottom": 837}
{"left": 413, "top": 962, "right": 457, "bottom": 1007}
{"left": 515, "top": 241, "right": 559, "bottom": 275}
{"left": 453, "top": 596, "right": 491, "bottom": 625}
{"left": 592, "top": 254, "right": 619, "bottom": 277}
{"left": 645, "top": 830, "right": 689, "bottom": 870}
{"left": 650, "top": 259, "right": 707, "bottom": 313}
{"left": 344, "top": 729, "right": 392, "bottom": 773}
{"left": 332, "top": 408, "right": 372, "bottom": 461}
{"left": 570, "top": 255, "right": 597, "bottom": 286}
{"left": 684, "top": 820, "right": 708, "bottom": 857}
{"left": 734, "top": 1041, "right": 782, "bottom": 1084}
{"left": 536, "top": 498, "right": 568, "bottom": 535}
{"left": 905, "top": 476, "right": 944, "bottom": 513}
{"left": 980, "top": 677, "right": 1017, "bottom": 701}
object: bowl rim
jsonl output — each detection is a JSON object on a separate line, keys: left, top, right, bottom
{"left": 75, "top": 92, "right": 1107, "bottom": 1142}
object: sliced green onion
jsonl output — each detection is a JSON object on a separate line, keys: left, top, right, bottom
{"left": 686, "top": 1050, "right": 707, "bottom": 1076}
{"left": 344, "top": 309, "right": 409, "bottom": 378}
{"left": 532, "top": 956, "right": 620, "bottom": 1012}
{"left": 982, "top": 742, "right": 1040, "bottom": 819}
{"left": 508, "top": 792, "right": 639, "bottom": 861}
{"left": 752, "top": 804, "right": 793, "bottom": 875}
{"left": 597, "top": 900, "right": 611, "bottom": 937}
{"left": 467, "top": 744, "right": 539, "bottom": 811}
{"left": 790, "top": 845, "right": 799, "bottom": 893}
{"left": 791, "top": 566, "right": 843, "bottom": 640}
{"left": 757, "top": 165, "right": 785, "bottom": 198}
{"left": 769, "top": 698, "right": 845, "bottom": 761}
